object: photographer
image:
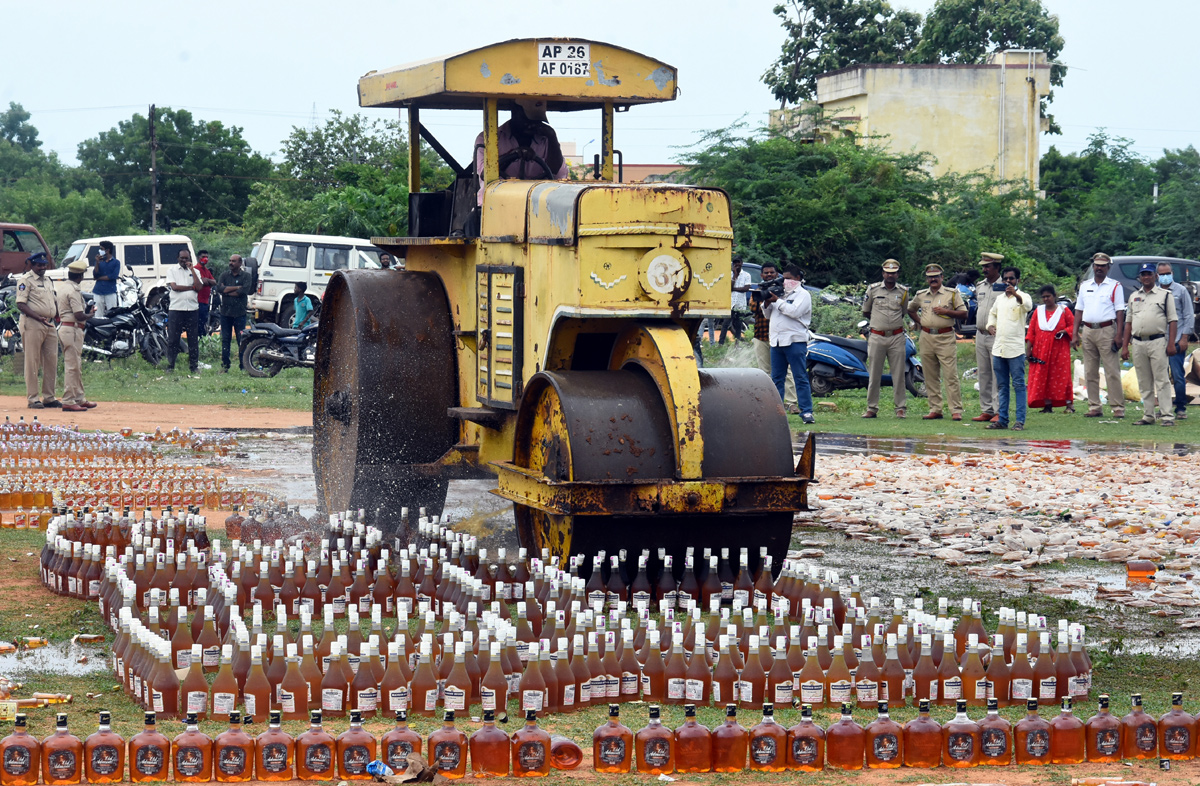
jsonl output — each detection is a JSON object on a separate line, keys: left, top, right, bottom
{"left": 750, "top": 262, "right": 797, "bottom": 412}
{"left": 765, "top": 265, "right": 815, "bottom": 424}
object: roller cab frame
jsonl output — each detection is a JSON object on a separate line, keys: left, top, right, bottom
{"left": 314, "top": 38, "right": 815, "bottom": 572}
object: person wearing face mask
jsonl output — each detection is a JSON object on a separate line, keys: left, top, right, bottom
{"left": 1156, "top": 262, "right": 1195, "bottom": 421}
{"left": 1121, "top": 262, "right": 1178, "bottom": 427}
{"left": 92, "top": 240, "right": 122, "bottom": 318}
{"left": 764, "top": 265, "right": 815, "bottom": 424}
{"left": 908, "top": 264, "right": 968, "bottom": 420}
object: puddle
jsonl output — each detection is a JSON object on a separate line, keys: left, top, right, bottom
{"left": 223, "top": 434, "right": 319, "bottom": 518}
{"left": 0, "top": 641, "right": 110, "bottom": 679}
{"left": 801, "top": 431, "right": 1196, "bottom": 457}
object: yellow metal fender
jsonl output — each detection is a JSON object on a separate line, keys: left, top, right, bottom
{"left": 607, "top": 323, "right": 703, "bottom": 480}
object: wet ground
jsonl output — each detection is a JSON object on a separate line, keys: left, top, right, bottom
{"left": 808, "top": 430, "right": 1195, "bottom": 457}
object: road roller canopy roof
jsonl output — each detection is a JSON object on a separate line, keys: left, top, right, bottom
{"left": 358, "top": 38, "right": 678, "bottom": 111}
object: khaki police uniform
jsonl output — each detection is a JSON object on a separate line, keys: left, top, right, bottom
{"left": 863, "top": 281, "right": 909, "bottom": 413}
{"left": 15, "top": 271, "right": 59, "bottom": 405}
{"left": 56, "top": 279, "right": 87, "bottom": 406}
{"left": 1127, "top": 286, "right": 1178, "bottom": 424}
{"left": 910, "top": 286, "right": 965, "bottom": 416}
{"left": 974, "top": 277, "right": 1004, "bottom": 414}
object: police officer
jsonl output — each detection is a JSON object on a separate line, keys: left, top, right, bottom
{"left": 1122, "top": 262, "right": 1178, "bottom": 427}
{"left": 862, "top": 258, "right": 910, "bottom": 418}
{"left": 56, "top": 259, "right": 97, "bottom": 412}
{"left": 972, "top": 252, "right": 1006, "bottom": 422}
{"left": 15, "top": 252, "right": 61, "bottom": 409}
{"left": 908, "top": 263, "right": 968, "bottom": 420}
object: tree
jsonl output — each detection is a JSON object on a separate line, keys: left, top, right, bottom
{"left": 0, "top": 103, "right": 42, "bottom": 153}
{"left": 77, "top": 107, "right": 273, "bottom": 230}
{"left": 911, "top": 0, "right": 1066, "bottom": 132}
{"left": 278, "top": 110, "right": 407, "bottom": 199}
{"left": 762, "top": 0, "right": 922, "bottom": 106}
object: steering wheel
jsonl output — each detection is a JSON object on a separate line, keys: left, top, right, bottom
{"left": 497, "top": 146, "right": 555, "bottom": 180}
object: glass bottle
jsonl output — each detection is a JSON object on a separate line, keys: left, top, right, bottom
{"left": 912, "top": 633, "right": 937, "bottom": 705}
{"left": 518, "top": 641, "right": 547, "bottom": 713}
{"left": 711, "top": 703, "right": 747, "bottom": 773}
{"left": 1049, "top": 696, "right": 1086, "bottom": 764}
{"left": 381, "top": 642, "right": 413, "bottom": 718}
{"left": 961, "top": 634, "right": 987, "bottom": 707}
{"left": 1122, "top": 692, "right": 1158, "bottom": 759}
{"left": 255, "top": 710, "right": 295, "bottom": 782}
{"left": 825, "top": 634, "right": 854, "bottom": 709}
{"left": 211, "top": 645, "right": 240, "bottom": 720}
{"left": 511, "top": 710, "right": 551, "bottom": 777}
{"left": 410, "top": 639, "right": 439, "bottom": 717}
{"left": 826, "top": 701, "right": 864, "bottom": 770}
{"left": 797, "top": 636, "right": 825, "bottom": 709}
{"left": 1033, "top": 631, "right": 1056, "bottom": 705}
{"left": 295, "top": 710, "right": 335, "bottom": 781}
{"left": 381, "top": 710, "right": 422, "bottom": 776}
{"left": 336, "top": 709, "right": 376, "bottom": 780}
{"left": 903, "top": 698, "right": 941, "bottom": 768}
{"left": 635, "top": 705, "right": 674, "bottom": 775}
{"left": 180, "top": 643, "right": 209, "bottom": 720}
{"left": 748, "top": 702, "right": 786, "bottom": 773}
{"left": 978, "top": 697, "right": 1012, "bottom": 766}
{"left": 427, "top": 710, "right": 468, "bottom": 780}
{"left": 548, "top": 735, "right": 582, "bottom": 770}
{"left": 1014, "top": 698, "right": 1051, "bottom": 765}
{"left": 854, "top": 633, "right": 880, "bottom": 709}
{"left": 787, "top": 703, "right": 825, "bottom": 772}
{"left": 865, "top": 700, "right": 903, "bottom": 769}
{"left": 880, "top": 633, "right": 905, "bottom": 707}
{"left": 469, "top": 709, "right": 509, "bottom": 778}
{"left": 84, "top": 711, "right": 125, "bottom": 784}
{"left": 243, "top": 644, "right": 272, "bottom": 723}
{"left": 41, "top": 712, "right": 83, "bottom": 786}
{"left": 936, "top": 632, "right": 961, "bottom": 707}
{"left": 985, "top": 634, "right": 1011, "bottom": 707}
{"left": 172, "top": 712, "right": 214, "bottom": 783}
{"left": 213, "top": 711, "right": 253, "bottom": 783}
{"left": 1084, "top": 694, "right": 1121, "bottom": 763}
{"left": 319, "top": 641, "right": 348, "bottom": 718}
{"left": 1, "top": 713, "right": 41, "bottom": 786}
{"left": 673, "top": 704, "right": 712, "bottom": 774}
{"left": 1010, "top": 632, "right": 1035, "bottom": 704}
{"left": 592, "top": 704, "right": 633, "bottom": 774}
{"left": 942, "top": 698, "right": 980, "bottom": 768}
{"left": 128, "top": 712, "right": 169, "bottom": 784}
{"left": 1158, "top": 691, "right": 1195, "bottom": 760}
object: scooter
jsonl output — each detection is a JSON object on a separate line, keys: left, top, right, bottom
{"left": 806, "top": 316, "right": 925, "bottom": 398}
{"left": 240, "top": 321, "right": 318, "bottom": 378}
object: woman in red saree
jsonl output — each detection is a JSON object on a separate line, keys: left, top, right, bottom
{"left": 1025, "top": 284, "right": 1075, "bottom": 412}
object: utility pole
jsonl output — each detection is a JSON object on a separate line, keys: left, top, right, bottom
{"left": 148, "top": 104, "right": 158, "bottom": 233}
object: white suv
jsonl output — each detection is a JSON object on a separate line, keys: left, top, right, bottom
{"left": 249, "top": 232, "right": 385, "bottom": 326}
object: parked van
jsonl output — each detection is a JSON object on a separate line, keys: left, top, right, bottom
{"left": 50, "top": 234, "right": 196, "bottom": 308}
{"left": 249, "top": 233, "right": 384, "bottom": 326}
{"left": 0, "top": 223, "right": 53, "bottom": 276}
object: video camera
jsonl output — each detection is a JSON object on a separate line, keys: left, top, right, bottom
{"left": 751, "top": 278, "right": 787, "bottom": 301}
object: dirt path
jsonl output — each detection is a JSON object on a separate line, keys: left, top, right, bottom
{"left": 0, "top": 395, "right": 311, "bottom": 432}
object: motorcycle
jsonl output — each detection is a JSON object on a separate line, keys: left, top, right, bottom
{"left": 0, "top": 275, "right": 23, "bottom": 355}
{"left": 240, "top": 321, "right": 318, "bottom": 377}
{"left": 82, "top": 275, "right": 170, "bottom": 365}
{"left": 806, "top": 294, "right": 925, "bottom": 398}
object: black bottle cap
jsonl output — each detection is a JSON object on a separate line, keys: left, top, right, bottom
{"left": 186, "top": 712, "right": 198, "bottom": 725}
{"left": 1172, "top": 692, "right": 1183, "bottom": 705}
{"left": 350, "top": 710, "right": 362, "bottom": 723}
{"left": 525, "top": 709, "right": 537, "bottom": 722}
{"left": 99, "top": 711, "right": 111, "bottom": 724}
{"left": 483, "top": 709, "right": 495, "bottom": 722}
{"left": 841, "top": 702, "right": 853, "bottom": 714}
{"left": 1026, "top": 699, "right": 1038, "bottom": 712}
{"left": 648, "top": 705, "right": 660, "bottom": 719}
{"left": 396, "top": 709, "right": 408, "bottom": 723}
{"left": 877, "top": 700, "right": 888, "bottom": 714}
{"left": 444, "top": 710, "right": 455, "bottom": 722}
{"left": 229, "top": 711, "right": 241, "bottom": 724}
{"left": 144, "top": 712, "right": 156, "bottom": 725}
{"left": 801, "top": 704, "right": 813, "bottom": 717}
{"left": 1132, "top": 693, "right": 1143, "bottom": 705}
{"left": 684, "top": 704, "right": 696, "bottom": 717}
{"left": 269, "top": 711, "right": 282, "bottom": 724}
{"left": 14, "top": 713, "right": 26, "bottom": 727}
{"left": 956, "top": 699, "right": 968, "bottom": 713}
{"left": 56, "top": 713, "right": 68, "bottom": 726}
{"left": 762, "top": 703, "right": 774, "bottom": 716}
{"left": 919, "top": 699, "right": 931, "bottom": 712}
{"left": 608, "top": 704, "right": 620, "bottom": 717}
{"left": 310, "top": 710, "right": 322, "bottom": 724}
{"left": 987, "top": 698, "right": 998, "bottom": 711}
{"left": 725, "top": 704, "right": 737, "bottom": 717}
{"left": 1099, "top": 694, "right": 1110, "bottom": 709}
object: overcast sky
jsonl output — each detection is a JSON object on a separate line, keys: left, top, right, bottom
{"left": 7, "top": 0, "right": 1200, "bottom": 169}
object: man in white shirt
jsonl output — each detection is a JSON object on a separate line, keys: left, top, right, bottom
{"left": 718, "top": 256, "right": 753, "bottom": 344}
{"left": 1072, "top": 252, "right": 1126, "bottom": 417}
{"left": 166, "top": 249, "right": 204, "bottom": 373}
{"left": 985, "top": 266, "right": 1033, "bottom": 430}
{"left": 765, "top": 265, "right": 815, "bottom": 424}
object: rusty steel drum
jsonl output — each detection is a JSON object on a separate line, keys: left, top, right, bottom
{"left": 313, "top": 270, "right": 459, "bottom": 530}
{"left": 511, "top": 366, "right": 796, "bottom": 578}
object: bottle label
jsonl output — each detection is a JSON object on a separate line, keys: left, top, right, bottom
{"left": 424, "top": 688, "right": 438, "bottom": 712}
{"left": 176, "top": 648, "right": 191, "bottom": 669}
{"left": 152, "top": 689, "right": 164, "bottom": 713}
{"left": 750, "top": 734, "right": 779, "bottom": 765}
{"left": 774, "top": 682, "right": 794, "bottom": 706}
{"left": 605, "top": 675, "right": 619, "bottom": 699}
{"left": 396, "top": 597, "right": 412, "bottom": 616}
{"left": 685, "top": 678, "right": 705, "bottom": 702}
{"left": 712, "top": 681, "right": 721, "bottom": 703}
{"left": 800, "top": 680, "right": 823, "bottom": 705}
{"left": 1135, "top": 722, "right": 1158, "bottom": 752}
{"left": 432, "top": 741, "right": 461, "bottom": 772}
{"left": 332, "top": 596, "right": 347, "bottom": 615}
{"left": 640, "top": 673, "right": 650, "bottom": 697}
{"left": 942, "top": 676, "right": 963, "bottom": 701}
{"left": 444, "top": 685, "right": 465, "bottom": 711}
{"left": 386, "top": 740, "right": 413, "bottom": 772}
{"left": 511, "top": 583, "right": 524, "bottom": 599}
{"left": 791, "top": 736, "right": 819, "bottom": 765}
{"left": 218, "top": 746, "right": 247, "bottom": 775}
{"left": 245, "top": 694, "right": 257, "bottom": 718}
{"left": 358, "top": 596, "right": 372, "bottom": 614}
{"left": 116, "top": 656, "right": 124, "bottom": 679}
{"left": 480, "top": 686, "right": 497, "bottom": 711}
{"left": 1011, "top": 678, "right": 1032, "bottom": 700}
{"left": 187, "top": 690, "right": 208, "bottom": 714}
{"left": 516, "top": 641, "right": 530, "bottom": 661}
{"left": 947, "top": 732, "right": 974, "bottom": 761}
{"left": 738, "top": 680, "right": 753, "bottom": 704}
{"left": 829, "top": 680, "right": 852, "bottom": 704}
{"left": 261, "top": 742, "right": 290, "bottom": 773}
{"left": 322, "top": 687, "right": 344, "bottom": 711}
{"left": 563, "top": 684, "right": 575, "bottom": 707}
{"left": 1164, "top": 726, "right": 1191, "bottom": 754}
{"left": 357, "top": 687, "right": 379, "bottom": 712}
{"left": 388, "top": 686, "right": 409, "bottom": 710}
{"left": 632, "top": 591, "right": 652, "bottom": 606}
{"left": 1024, "top": 729, "right": 1049, "bottom": 758}
{"left": 300, "top": 597, "right": 315, "bottom": 615}
{"left": 1094, "top": 729, "right": 1120, "bottom": 757}
{"left": 733, "top": 589, "right": 750, "bottom": 607}
{"left": 856, "top": 679, "right": 878, "bottom": 704}
{"left": 175, "top": 746, "right": 205, "bottom": 777}
{"left": 872, "top": 733, "right": 899, "bottom": 762}
{"left": 347, "top": 654, "right": 361, "bottom": 675}
{"left": 522, "top": 689, "right": 545, "bottom": 711}
{"left": 642, "top": 738, "right": 671, "bottom": 768}
{"left": 342, "top": 744, "right": 371, "bottom": 775}
{"left": 903, "top": 668, "right": 914, "bottom": 694}
{"left": 1071, "top": 674, "right": 1088, "bottom": 697}
{"left": 1037, "top": 677, "right": 1056, "bottom": 700}
{"left": 580, "top": 680, "right": 592, "bottom": 704}
{"left": 214, "top": 691, "right": 237, "bottom": 715}
{"left": 518, "top": 741, "right": 546, "bottom": 771}
{"left": 982, "top": 728, "right": 1008, "bottom": 758}
{"left": 279, "top": 688, "right": 296, "bottom": 713}
{"left": 202, "top": 646, "right": 220, "bottom": 667}
{"left": 621, "top": 672, "right": 639, "bottom": 695}
{"left": 667, "top": 678, "right": 685, "bottom": 700}
{"left": 88, "top": 579, "right": 101, "bottom": 597}
{"left": 597, "top": 738, "right": 626, "bottom": 765}
{"left": 135, "top": 745, "right": 165, "bottom": 777}
{"left": 90, "top": 745, "right": 121, "bottom": 776}
{"left": 720, "top": 581, "right": 733, "bottom": 601}
{"left": 508, "top": 673, "right": 523, "bottom": 695}
{"left": 304, "top": 743, "right": 332, "bottom": 774}
{"left": 975, "top": 677, "right": 991, "bottom": 699}
{"left": 664, "top": 590, "right": 679, "bottom": 609}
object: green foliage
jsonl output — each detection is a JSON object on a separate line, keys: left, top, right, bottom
{"left": 0, "top": 102, "right": 42, "bottom": 152}
{"left": 0, "top": 178, "right": 134, "bottom": 253}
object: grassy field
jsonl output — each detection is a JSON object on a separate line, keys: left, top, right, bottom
{"left": 0, "top": 335, "right": 313, "bottom": 411}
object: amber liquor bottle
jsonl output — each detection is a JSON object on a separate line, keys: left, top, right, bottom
{"left": 593, "top": 704, "right": 634, "bottom": 774}
{"left": 1158, "top": 691, "right": 1196, "bottom": 760}
{"left": 255, "top": 711, "right": 295, "bottom": 781}
{"left": 826, "top": 701, "right": 865, "bottom": 770}
{"left": 1084, "top": 694, "right": 1121, "bottom": 763}
{"left": 1122, "top": 692, "right": 1158, "bottom": 759}
{"left": 214, "top": 711, "right": 254, "bottom": 783}
{"left": 172, "top": 712, "right": 214, "bottom": 783}
{"left": 84, "top": 711, "right": 125, "bottom": 784}
{"left": 41, "top": 713, "right": 83, "bottom": 786}
{"left": 428, "top": 710, "right": 468, "bottom": 780}
{"left": 635, "top": 705, "right": 675, "bottom": 775}
{"left": 469, "top": 709, "right": 509, "bottom": 778}
{"left": 786, "top": 703, "right": 825, "bottom": 772}
{"left": 295, "top": 710, "right": 336, "bottom": 781}
{"left": 711, "top": 704, "right": 746, "bottom": 773}
{"left": 748, "top": 702, "right": 787, "bottom": 773}
{"left": 674, "top": 704, "right": 712, "bottom": 774}
{"left": 336, "top": 709, "right": 377, "bottom": 780}
{"left": 1046, "top": 696, "right": 1085, "bottom": 764}
{"left": 903, "top": 698, "right": 941, "bottom": 768}
{"left": 942, "top": 699, "right": 981, "bottom": 767}
{"left": 511, "top": 710, "right": 551, "bottom": 777}
{"left": 128, "top": 712, "right": 169, "bottom": 784}
{"left": 1, "top": 713, "right": 41, "bottom": 786}
{"left": 865, "top": 700, "right": 903, "bottom": 769}
{"left": 1014, "top": 699, "right": 1051, "bottom": 765}
{"left": 978, "top": 697, "right": 1011, "bottom": 765}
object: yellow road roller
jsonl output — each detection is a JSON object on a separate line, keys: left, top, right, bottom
{"left": 314, "top": 38, "right": 815, "bottom": 574}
